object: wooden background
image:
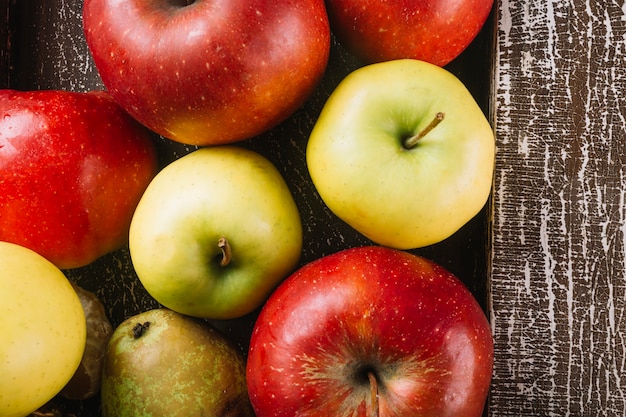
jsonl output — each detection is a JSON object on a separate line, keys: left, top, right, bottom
{"left": 2, "top": 0, "right": 625, "bottom": 415}
{"left": 490, "top": 0, "right": 626, "bottom": 415}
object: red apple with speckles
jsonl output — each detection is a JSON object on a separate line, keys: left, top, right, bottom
{"left": 325, "top": 0, "right": 494, "bottom": 67}
{"left": 82, "top": 0, "right": 331, "bottom": 146}
{"left": 247, "top": 246, "right": 493, "bottom": 417}
{"left": 0, "top": 89, "right": 158, "bottom": 269}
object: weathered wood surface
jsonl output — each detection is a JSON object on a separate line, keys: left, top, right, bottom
{"left": 490, "top": 0, "right": 626, "bottom": 415}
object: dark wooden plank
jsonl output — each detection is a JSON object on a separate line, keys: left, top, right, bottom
{"left": 490, "top": 0, "right": 626, "bottom": 414}
{"left": 9, "top": 0, "right": 103, "bottom": 91}
{"left": 0, "top": 0, "right": 15, "bottom": 88}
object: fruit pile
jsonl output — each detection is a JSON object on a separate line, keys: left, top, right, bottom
{"left": 0, "top": 0, "right": 496, "bottom": 416}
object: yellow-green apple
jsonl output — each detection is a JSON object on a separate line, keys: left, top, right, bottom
{"left": 0, "top": 241, "right": 86, "bottom": 417}
{"left": 0, "top": 89, "right": 158, "bottom": 269}
{"left": 83, "top": 0, "right": 331, "bottom": 146}
{"left": 325, "top": 0, "right": 494, "bottom": 67}
{"left": 306, "top": 59, "right": 495, "bottom": 249}
{"left": 129, "top": 146, "right": 303, "bottom": 320}
{"left": 101, "top": 308, "right": 254, "bottom": 417}
{"left": 247, "top": 246, "right": 493, "bottom": 417}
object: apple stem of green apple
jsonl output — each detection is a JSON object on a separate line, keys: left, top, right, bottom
{"left": 368, "top": 371, "right": 379, "bottom": 417}
{"left": 217, "top": 237, "right": 232, "bottom": 267}
{"left": 403, "top": 112, "right": 445, "bottom": 149}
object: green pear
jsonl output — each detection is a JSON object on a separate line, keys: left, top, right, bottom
{"left": 101, "top": 308, "right": 254, "bottom": 417}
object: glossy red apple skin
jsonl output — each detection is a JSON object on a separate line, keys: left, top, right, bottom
{"left": 247, "top": 246, "right": 493, "bottom": 417}
{"left": 0, "top": 89, "right": 158, "bottom": 269}
{"left": 325, "top": 0, "right": 494, "bottom": 67}
{"left": 83, "top": 0, "right": 331, "bottom": 146}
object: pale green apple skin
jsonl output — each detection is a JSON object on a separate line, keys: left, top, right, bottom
{"left": 306, "top": 59, "right": 495, "bottom": 249}
{"left": 129, "top": 146, "right": 303, "bottom": 319}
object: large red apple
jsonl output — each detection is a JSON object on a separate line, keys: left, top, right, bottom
{"left": 325, "top": 0, "right": 494, "bottom": 67}
{"left": 83, "top": 0, "right": 331, "bottom": 146}
{"left": 247, "top": 246, "right": 493, "bottom": 417}
{"left": 0, "top": 89, "right": 158, "bottom": 269}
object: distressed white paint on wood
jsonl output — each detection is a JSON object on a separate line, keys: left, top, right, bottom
{"left": 12, "top": 0, "right": 103, "bottom": 91}
{"left": 491, "top": 0, "right": 626, "bottom": 415}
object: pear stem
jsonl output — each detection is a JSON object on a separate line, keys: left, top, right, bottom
{"left": 218, "top": 237, "right": 232, "bottom": 267}
{"left": 403, "top": 112, "right": 445, "bottom": 149}
{"left": 368, "top": 371, "right": 379, "bottom": 417}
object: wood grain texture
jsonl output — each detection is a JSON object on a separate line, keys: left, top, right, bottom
{"left": 0, "top": 0, "right": 15, "bottom": 88}
{"left": 490, "top": 0, "right": 626, "bottom": 415}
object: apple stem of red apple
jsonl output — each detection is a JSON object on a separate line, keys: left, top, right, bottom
{"left": 403, "top": 112, "right": 445, "bottom": 149}
{"left": 368, "top": 371, "right": 379, "bottom": 417}
{"left": 218, "top": 237, "right": 232, "bottom": 267}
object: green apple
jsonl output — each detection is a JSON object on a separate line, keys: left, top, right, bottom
{"left": 129, "top": 146, "right": 303, "bottom": 320}
{"left": 101, "top": 308, "right": 254, "bottom": 417}
{"left": 306, "top": 59, "right": 495, "bottom": 249}
{"left": 0, "top": 241, "right": 86, "bottom": 417}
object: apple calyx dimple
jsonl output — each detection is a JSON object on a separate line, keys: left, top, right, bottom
{"left": 170, "top": 0, "right": 195, "bottom": 7}
{"left": 132, "top": 322, "right": 151, "bottom": 339}
{"left": 403, "top": 112, "right": 445, "bottom": 149}
{"left": 217, "top": 236, "right": 232, "bottom": 267}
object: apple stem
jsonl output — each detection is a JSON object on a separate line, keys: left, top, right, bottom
{"left": 403, "top": 112, "right": 445, "bottom": 149}
{"left": 218, "top": 237, "right": 232, "bottom": 267}
{"left": 368, "top": 371, "right": 379, "bottom": 417}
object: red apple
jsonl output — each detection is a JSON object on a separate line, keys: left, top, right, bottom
{"left": 83, "top": 0, "right": 331, "bottom": 146}
{"left": 0, "top": 89, "right": 158, "bottom": 269}
{"left": 247, "top": 246, "right": 493, "bottom": 417}
{"left": 325, "top": 0, "right": 494, "bottom": 67}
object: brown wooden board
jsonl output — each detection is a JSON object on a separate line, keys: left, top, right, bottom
{"left": 1, "top": 0, "right": 495, "bottom": 415}
{"left": 490, "top": 0, "right": 626, "bottom": 415}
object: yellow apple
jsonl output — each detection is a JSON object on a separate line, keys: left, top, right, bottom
{"left": 0, "top": 241, "right": 86, "bottom": 417}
